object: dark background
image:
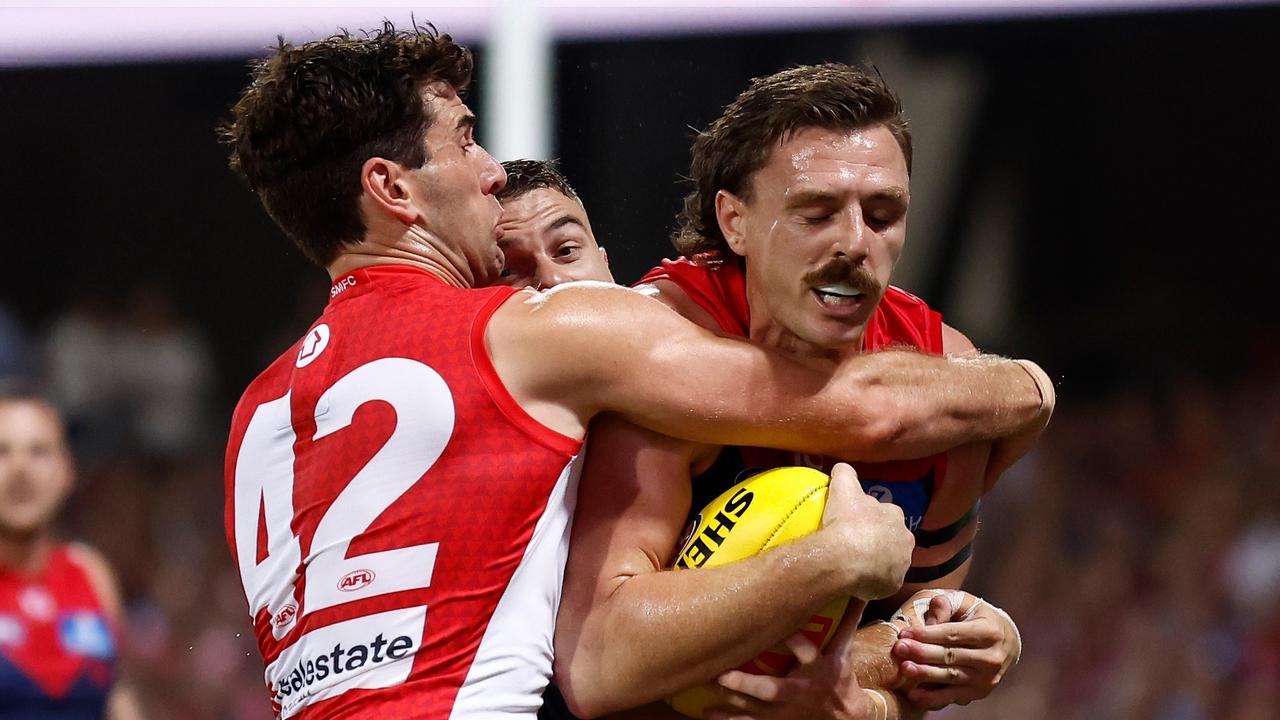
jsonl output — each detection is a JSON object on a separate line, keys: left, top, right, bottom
{"left": 3, "top": 5, "right": 1277, "bottom": 401}
{"left": 2, "top": 6, "right": 1279, "bottom": 719}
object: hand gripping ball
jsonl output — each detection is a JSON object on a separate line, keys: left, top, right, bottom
{"left": 666, "top": 466, "right": 851, "bottom": 718}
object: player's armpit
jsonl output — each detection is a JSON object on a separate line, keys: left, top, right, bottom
{"left": 489, "top": 285, "right": 1050, "bottom": 462}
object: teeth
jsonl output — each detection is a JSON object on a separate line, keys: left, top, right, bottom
{"left": 815, "top": 284, "right": 863, "bottom": 298}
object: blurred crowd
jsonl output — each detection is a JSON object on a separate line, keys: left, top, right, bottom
{"left": 2, "top": 290, "right": 1277, "bottom": 720}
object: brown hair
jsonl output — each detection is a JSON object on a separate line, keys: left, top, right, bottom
{"left": 497, "top": 159, "right": 581, "bottom": 205}
{"left": 219, "top": 22, "right": 473, "bottom": 266}
{"left": 672, "top": 63, "right": 911, "bottom": 259}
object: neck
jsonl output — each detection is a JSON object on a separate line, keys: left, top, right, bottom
{"left": 328, "top": 225, "right": 473, "bottom": 289}
{"left": 0, "top": 532, "right": 52, "bottom": 574}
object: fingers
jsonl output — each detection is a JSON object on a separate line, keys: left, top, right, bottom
{"left": 717, "top": 670, "right": 784, "bottom": 703}
{"left": 822, "top": 601, "right": 867, "bottom": 661}
{"left": 898, "top": 660, "right": 981, "bottom": 687}
{"left": 822, "top": 462, "right": 861, "bottom": 525}
{"left": 906, "top": 683, "right": 985, "bottom": 710}
{"left": 784, "top": 633, "right": 821, "bottom": 666}
{"left": 893, "top": 638, "right": 1003, "bottom": 674}
{"left": 923, "top": 594, "right": 953, "bottom": 625}
{"left": 898, "top": 617, "right": 1002, "bottom": 649}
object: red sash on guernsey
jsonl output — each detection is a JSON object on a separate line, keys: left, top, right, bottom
{"left": 636, "top": 255, "right": 948, "bottom": 520}
{"left": 0, "top": 545, "right": 116, "bottom": 719}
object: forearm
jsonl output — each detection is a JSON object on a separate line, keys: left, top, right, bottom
{"left": 820, "top": 352, "right": 1051, "bottom": 463}
{"left": 555, "top": 534, "right": 848, "bottom": 718}
{"left": 854, "top": 621, "right": 925, "bottom": 720}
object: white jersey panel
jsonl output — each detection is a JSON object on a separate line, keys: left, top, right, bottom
{"left": 448, "top": 453, "right": 583, "bottom": 719}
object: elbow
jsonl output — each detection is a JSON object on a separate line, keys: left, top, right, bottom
{"left": 553, "top": 655, "right": 609, "bottom": 719}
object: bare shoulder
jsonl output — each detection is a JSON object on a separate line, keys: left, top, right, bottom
{"left": 634, "top": 279, "right": 722, "bottom": 333}
{"left": 487, "top": 281, "right": 701, "bottom": 356}
{"left": 483, "top": 282, "right": 697, "bottom": 435}
{"left": 65, "top": 542, "right": 124, "bottom": 621}
{"left": 941, "top": 322, "right": 977, "bottom": 356}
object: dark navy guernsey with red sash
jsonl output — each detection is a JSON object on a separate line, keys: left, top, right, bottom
{"left": 637, "top": 255, "right": 971, "bottom": 584}
{"left": 0, "top": 545, "right": 116, "bottom": 720}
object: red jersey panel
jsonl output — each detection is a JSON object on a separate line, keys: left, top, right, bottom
{"left": 0, "top": 544, "right": 116, "bottom": 719}
{"left": 225, "top": 266, "right": 582, "bottom": 720}
{"left": 637, "top": 256, "right": 947, "bottom": 532}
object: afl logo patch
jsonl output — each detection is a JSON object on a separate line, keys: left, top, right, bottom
{"left": 338, "top": 569, "right": 375, "bottom": 592}
{"left": 296, "top": 324, "right": 331, "bottom": 368}
{"left": 865, "top": 484, "right": 894, "bottom": 504}
{"left": 273, "top": 603, "right": 298, "bottom": 630}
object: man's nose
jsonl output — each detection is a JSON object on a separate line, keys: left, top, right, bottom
{"left": 833, "top": 206, "right": 870, "bottom": 262}
{"left": 535, "top": 261, "right": 571, "bottom": 290}
{"left": 479, "top": 145, "right": 506, "bottom": 196}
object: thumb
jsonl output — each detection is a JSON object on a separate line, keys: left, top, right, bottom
{"left": 823, "top": 598, "right": 868, "bottom": 664}
{"left": 823, "top": 462, "right": 863, "bottom": 526}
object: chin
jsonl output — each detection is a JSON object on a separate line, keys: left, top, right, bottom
{"left": 805, "top": 322, "right": 866, "bottom": 352}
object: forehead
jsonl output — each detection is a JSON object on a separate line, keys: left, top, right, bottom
{"left": 0, "top": 402, "right": 62, "bottom": 444}
{"left": 499, "top": 189, "right": 594, "bottom": 239}
{"left": 753, "top": 125, "right": 908, "bottom": 196}
{"left": 421, "top": 85, "right": 470, "bottom": 134}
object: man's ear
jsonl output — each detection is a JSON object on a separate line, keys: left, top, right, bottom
{"left": 598, "top": 247, "right": 609, "bottom": 267}
{"left": 715, "top": 190, "right": 749, "bottom": 258}
{"left": 361, "top": 157, "right": 420, "bottom": 225}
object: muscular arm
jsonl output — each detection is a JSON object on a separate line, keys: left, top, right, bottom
{"left": 554, "top": 416, "right": 871, "bottom": 718}
{"left": 488, "top": 285, "right": 1052, "bottom": 461}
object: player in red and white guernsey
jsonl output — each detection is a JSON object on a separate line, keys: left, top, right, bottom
{"left": 554, "top": 65, "right": 1046, "bottom": 720}
{"left": 220, "top": 29, "right": 1053, "bottom": 719}
{"left": 0, "top": 395, "right": 143, "bottom": 720}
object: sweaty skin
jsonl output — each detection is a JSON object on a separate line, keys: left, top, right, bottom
{"left": 552, "top": 126, "right": 1038, "bottom": 719}
{"left": 495, "top": 187, "right": 613, "bottom": 290}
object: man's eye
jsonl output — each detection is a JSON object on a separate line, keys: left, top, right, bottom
{"left": 801, "top": 212, "right": 835, "bottom": 225}
{"left": 555, "top": 245, "right": 581, "bottom": 259}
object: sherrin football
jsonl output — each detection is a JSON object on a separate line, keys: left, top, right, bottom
{"left": 666, "top": 466, "right": 851, "bottom": 718}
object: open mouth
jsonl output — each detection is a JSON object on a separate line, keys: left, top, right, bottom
{"left": 812, "top": 283, "right": 865, "bottom": 308}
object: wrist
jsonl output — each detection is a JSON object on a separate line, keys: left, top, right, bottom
{"left": 1012, "top": 359, "right": 1055, "bottom": 419}
{"left": 862, "top": 688, "right": 889, "bottom": 720}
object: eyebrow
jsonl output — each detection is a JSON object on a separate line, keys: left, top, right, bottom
{"left": 546, "top": 215, "right": 588, "bottom": 233}
{"left": 783, "top": 186, "right": 909, "bottom": 208}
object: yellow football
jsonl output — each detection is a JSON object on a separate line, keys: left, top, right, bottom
{"left": 666, "top": 466, "right": 851, "bottom": 718}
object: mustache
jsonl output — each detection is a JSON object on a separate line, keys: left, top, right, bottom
{"left": 803, "top": 257, "right": 881, "bottom": 297}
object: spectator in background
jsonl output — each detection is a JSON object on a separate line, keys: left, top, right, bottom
{"left": 46, "top": 283, "right": 214, "bottom": 464}
{"left": 0, "top": 394, "right": 144, "bottom": 719}
{"left": 45, "top": 291, "right": 126, "bottom": 462}
{"left": 117, "top": 282, "right": 213, "bottom": 461}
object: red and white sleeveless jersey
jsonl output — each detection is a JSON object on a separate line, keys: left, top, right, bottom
{"left": 224, "top": 265, "right": 582, "bottom": 720}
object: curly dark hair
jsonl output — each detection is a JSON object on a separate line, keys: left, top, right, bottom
{"left": 672, "top": 63, "right": 911, "bottom": 260}
{"left": 219, "top": 22, "right": 473, "bottom": 266}
{"left": 496, "top": 159, "right": 581, "bottom": 205}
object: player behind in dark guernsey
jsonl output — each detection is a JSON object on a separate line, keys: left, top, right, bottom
{"left": 0, "top": 395, "right": 144, "bottom": 719}
{"left": 220, "top": 25, "right": 1052, "bottom": 720}
{"left": 552, "top": 65, "right": 1047, "bottom": 719}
